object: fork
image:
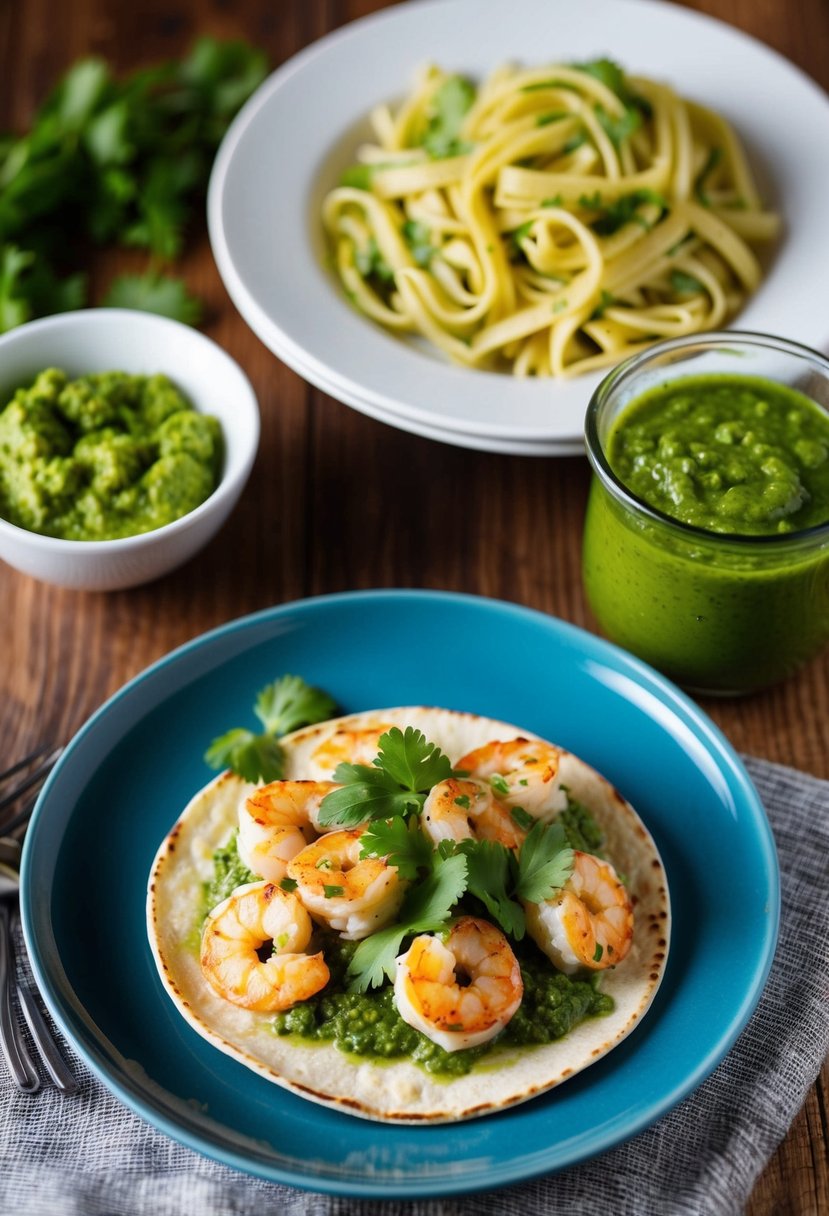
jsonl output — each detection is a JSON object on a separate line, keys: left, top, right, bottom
{"left": 0, "top": 744, "right": 63, "bottom": 837}
{"left": 0, "top": 746, "right": 77, "bottom": 1095}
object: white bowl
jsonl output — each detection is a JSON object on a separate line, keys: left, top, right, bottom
{"left": 0, "top": 309, "right": 259, "bottom": 591}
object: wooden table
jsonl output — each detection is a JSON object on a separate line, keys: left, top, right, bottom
{"left": 1, "top": 1, "right": 827, "bottom": 1210}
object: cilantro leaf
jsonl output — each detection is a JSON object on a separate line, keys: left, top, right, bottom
{"left": 340, "top": 163, "right": 374, "bottom": 190}
{"left": 318, "top": 726, "right": 455, "bottom": 827}
{"left": 317, "top": 764, "right": 415, "bottom": 827}
{"left": 459, "top": 839, "right": 526, "bottom": 939}
{"left": 421, "top": 76, "right": 476, "bottom": 159}
{"left": 535, "top": 111, "right": 569, "bottom": 128}
{"left": 204, "top": 728, "right": 285, "bottom": 784}
{"left": 377, "top": 727, "right": 454, "bottom": 794}
{"left": 595, "top": 103, "right": 642, "bottom": 149}
{"left": 401, "top": 219, "right": 437, "bottom": 267}
{"left": 254, "top": 674, "right": 337, "bottom": 737}
{"left": 102, "top": 272, "right": 202, "bottom": 324}
{"left": 204, "top": 673, "right": 336, "bottom": 783}
{"left": 359, "top": 816, "right": 434, "bottom": 880}
{"left": 0, "top": 246, "right": 36, "bottom": 332}
{"left": 354, "top": 237, "right": 394, "bottom": 283}
{"left": 515, "top": 821, "right": 574, "bottom": 903}
{"left": 590, "top": 289, "right": 619, "bottom": 320}
{"left": 590, "top": 189, "right": 667, "bottom": 237}
{"left": 346, "top": 853, "right": 468, "bottom": 991}
{"left": 574, "top": 58, "right": 652, "bottom": 118}
{"left": 670, "top": 269, "right": 705, "bottom": 295}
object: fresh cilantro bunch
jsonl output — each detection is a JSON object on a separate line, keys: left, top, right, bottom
{"left": 205, "top": 674, "right": 336, "bottom": 784}
{"left": 318, "top": 725, "right": 575, "bottom": 992}
{"left": 0, "top": 37, "right": 268, "bottom": 331}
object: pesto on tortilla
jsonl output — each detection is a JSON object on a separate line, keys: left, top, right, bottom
{"left": 147, "top": 707, "right": 670, "bottom": 1123}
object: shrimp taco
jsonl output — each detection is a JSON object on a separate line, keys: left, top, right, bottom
{"left": 147, "top": 705, "right": 670, "bottom": 1123}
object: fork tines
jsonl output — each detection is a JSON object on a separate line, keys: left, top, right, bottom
{"left": 0, "top": 746, "right": 62, "bottom": 833}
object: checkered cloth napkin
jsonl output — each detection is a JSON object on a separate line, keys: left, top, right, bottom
{"left": 2, "top": 756, "right": 827, "bottom": 1216}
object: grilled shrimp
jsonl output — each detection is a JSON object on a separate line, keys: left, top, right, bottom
{"left": 456, "top": 737, "right": 568, "bottom": 823}
{"left": 422, "top": 777, "right": 524, "bottom": 849}
{"left": 525, "top": 850, "right": 634, "bottom": 973}
{"left": 306, "top": 723, "right": 393, "bottom": 778}
{"left": 286, "top": 828, "right": 406, "bottom": 939}
{"left": 394, "top": 916, "right": 523, "bottom": 1051}
{"left": 200, "top": 880, "right": 329, "bottom": 1011}
{"left": 238, "top": 780, "right": 339, "bottom": 880}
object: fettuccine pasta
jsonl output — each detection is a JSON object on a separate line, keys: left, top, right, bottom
{"left": 322, "top": 60, "right": 780, "bottom": 379}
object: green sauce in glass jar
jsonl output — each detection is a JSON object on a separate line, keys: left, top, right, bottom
{"left": 582, "top": 334, "right": 829, "bottom": 695}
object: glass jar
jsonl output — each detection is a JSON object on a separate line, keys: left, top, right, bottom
{"left": 582, "top": 332, "right": 829, "bottom": 695}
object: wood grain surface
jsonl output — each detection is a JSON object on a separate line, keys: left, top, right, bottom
{"left": 0, "top": 1, "right": 827, "bottom": 1210}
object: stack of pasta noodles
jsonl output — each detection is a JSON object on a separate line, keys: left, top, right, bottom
{"left": 322, "top": 60, "right": 779, "bottom": 379}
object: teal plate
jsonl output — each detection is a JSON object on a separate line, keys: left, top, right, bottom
{"left": 20, "top": 591, "right": 779, "bottom": 1198}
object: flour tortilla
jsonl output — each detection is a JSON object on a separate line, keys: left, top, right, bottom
{"left": 147, "top": 707, "right": 670, "bottom": 1123}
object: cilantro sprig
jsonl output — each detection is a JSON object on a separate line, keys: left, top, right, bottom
{"left": 574, "top": 58, "right": 652, "bottom": 119}
{"left": 317, "top": 726, "right": 455, "bottom": 827}
{"left": 453, "top": 821, "right": 574, "bottom": 941}
{"left": 205, "top": 674, "right": 336, "bottom": 784}
{"left": 346, "top": 853, "right": 468, "bottom": 991}
{"left": 515, "top": 821, "right": 574, "bottom": 902}
{"left": 345, "top": 821, "right": 574, "bottom": 991}
{"left": 357, "top": 816, "right": 434, "bottom": 881}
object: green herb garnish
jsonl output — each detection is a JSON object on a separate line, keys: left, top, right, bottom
{"left": 205, "top": 674, "right": 337, "bottom": 783}
{"left": 670, "top": 269, "right": 705, "bottom": 295}
{"left": 421, "top": 76, "right": 476, "bottom": 159}
{"left": 595, "top": 104, "right": 641, "bottom": 149}
{"left": 318, "top": 726, "right": 455, "bottom": 827}
{"left": 346, "top": 853, "right": 469, "bottom": 991}
{"left": 573, "top": 58, "right": 652, "bottom": 118}
{"left": 358, "top": 815, "right": 435, "bottom": 881}
{"left": 510, "top": 805, "right": 535, "bottom": 831}
{"left": 401, "top": 219, "right": 438, "bottom": 267}
{"left": 590, "top": 189, "right": 667, "bottom": 236}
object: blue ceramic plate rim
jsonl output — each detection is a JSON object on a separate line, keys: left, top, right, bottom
{"left": 20, "top": 590, "right": 779, "bottom": 1198}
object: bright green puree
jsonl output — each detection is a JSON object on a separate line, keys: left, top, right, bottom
{"left": 608, "top": 375, "right": 829, "bottom": 535}
{"left": 583, "top": 373, "right": 829, "bottom": 692}
{"left": 0, "top": 368, "right": 223, "bottom": 540}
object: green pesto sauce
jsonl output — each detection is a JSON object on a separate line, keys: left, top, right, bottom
{"left": 558, "top": 795, "right": 605, "bottom": 854}
{"left": 0, "top": 367, "right": 223, "bottom": 540}
{"left": 608, "top": 374, "right": 829, "bottom": 536}
{"left": 202, "top": 831, "right": 257, "bottom": 921}
{"left": 272, "top": 933, "right": 613, "bottom": 1077}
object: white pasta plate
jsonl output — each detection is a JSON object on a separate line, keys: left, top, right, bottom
{"left": 276, "top": 337, "right": 584, "bottom": 456}
{"left": 208, "top": 0, "right": 829, "bottom": 454}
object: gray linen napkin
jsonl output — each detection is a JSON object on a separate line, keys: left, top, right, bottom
{"left": 1, "top": 755, "right": 827, "bottom": 1216}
